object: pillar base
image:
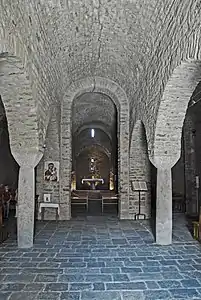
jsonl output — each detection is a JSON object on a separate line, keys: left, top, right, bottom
{"left": 156, "top": 220, "right": 172, "bottom": 245}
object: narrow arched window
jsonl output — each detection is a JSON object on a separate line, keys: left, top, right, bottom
{"left": 91, "top": 128, "right": 95, "bottom": 138}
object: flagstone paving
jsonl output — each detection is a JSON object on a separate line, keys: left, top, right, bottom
{"left": 0, "top": 214, "right": 201, "bottom": 299}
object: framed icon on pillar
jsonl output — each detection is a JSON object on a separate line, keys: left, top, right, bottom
{"left": 44, "top": 194, "right": 51, "bottom": 203}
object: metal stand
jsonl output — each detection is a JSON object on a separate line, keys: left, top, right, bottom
{"left": 196, "top": 176, "right": 200, "bottom": 215}
{"left": 131, "top": 181, "right": 148, "bottom": 220}
{"left": 135, "top": 190, "right": 146, "bottom": 220}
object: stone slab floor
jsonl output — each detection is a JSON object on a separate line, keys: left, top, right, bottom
{"left": 1, "top": 214, "right": 201, "bottom": 299}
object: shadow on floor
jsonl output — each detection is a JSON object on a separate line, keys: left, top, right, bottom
{"left": 71, "top": 203, "right": 118, "bottom": 218}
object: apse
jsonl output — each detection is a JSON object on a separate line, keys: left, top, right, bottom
{"left": 71, "top": 92, "right": 118, "bottom": 215}
{"left": 75, "top": 144, "right": 110, "bottom": 190}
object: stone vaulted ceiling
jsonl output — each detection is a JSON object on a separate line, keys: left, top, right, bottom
{"left": 72, "top": 92, "right": 116, "bottom": 136}
{"left": 72, "top": 92, "right": 116, "bottom": 157}
{"left": 51, "top": 0, "right": 157, "bottom": 97}
{"left": 0, "top": 0, "right": 200, "bottom": 154}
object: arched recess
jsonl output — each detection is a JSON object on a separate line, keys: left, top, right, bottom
{"left": 153, "top": 60, "right": 201, "bottom": 167}
{"left": 129, "top": 120, "right": 153, "bottom": 219}
{"left": 60, "top": 77, "right": 130, "bottom": 220}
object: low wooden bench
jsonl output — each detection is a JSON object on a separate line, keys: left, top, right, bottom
{"left": 71, "top": 191, "right": 89, "bottom": 211}
{"left": 101, "top": 192, "right": 118, "bottom": 213}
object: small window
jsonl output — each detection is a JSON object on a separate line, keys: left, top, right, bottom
{"left": 91, "top": 128, "right": 95, "bottom": 138}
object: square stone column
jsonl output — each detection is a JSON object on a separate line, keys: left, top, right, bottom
{"left": 17, "top": 166, "right": 35, "bottom": 248}
{"left": 156, "top": 168, "right": 172, "bottom": 245}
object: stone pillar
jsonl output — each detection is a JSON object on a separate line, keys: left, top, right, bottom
{"left": 118, "top": 115, "right": 130, "bottom": 220}
{"left": 17, "top": 166, "right": 35, "bottom": 248}
{"left": 156, "top": 168, "right": 172, "bottom": 245}
{"left": 183, "top": 114, "right": 197, "bottom": 215}
{"left": 13, "top": 151, "right": 43, "bottom": 248}
{"left": 151, "top": 155, "right": 178, "bottom": 246}
{"left": 60, "top": 107, "right": 71, "bottom": 220}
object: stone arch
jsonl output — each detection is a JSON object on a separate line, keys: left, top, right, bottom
{"left": 0, "top": 31, "right": 53, "bottom": 149}
{"left": 60, "top": 76, "right": 129, "bottom": 220}
{"left": 74, "top": 127, "right": 112, "bottom": 154}
{"left": 0, "top": 44, "right": 42, "bottom": 248}
{"left": 0, "top": 53, "right": 39, "bottom": 162}
{"left": 129, "top": 120, "right": 152, "bottom": 219}
{"left": 76, "top": 144, "right": 111, "bottom": 160}
{"left": 0, "top": 34, "right": 40, "bottom": 159}
{"left": 74, "top": 123, "right": 113, "bottom": 142}
{"left": 153, "top": 60, "right": 201, "bottom": 168}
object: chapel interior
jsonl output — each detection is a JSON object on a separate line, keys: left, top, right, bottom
{"left": 0, "top": 1, "right": 200, "bottom": 252}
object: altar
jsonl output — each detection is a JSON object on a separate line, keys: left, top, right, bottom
{"left": 82, "top": 178, "right": 104, "bottom": 190}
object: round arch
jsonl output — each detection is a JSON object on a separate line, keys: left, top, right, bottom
{"left": 60, "top": 76, "right": 130, "bottom": 220}
{"left": 152, "top": 60, "right": 201, "bottom": 168}
{"left": 74, "top": 122, "right": 113, "bottom": 142}
{"left": 75, "top": 144, "right": 111, "bottom": 160}
{"left": 74, "top": 127, "right": 113, "bottom": 154}
{"left": 0, "top": 53, "right": 39, "bottom": 159}
{"left": 0, "top": 34, "right": 41, "bottom": 161}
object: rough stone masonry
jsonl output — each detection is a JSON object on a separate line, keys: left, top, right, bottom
{"left": 0, "top": 0, "right": 200, "bottom": 247}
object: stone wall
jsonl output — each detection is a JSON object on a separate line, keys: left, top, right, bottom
{"left": 195, "top": 121, "right": 201, "bottom": 209}
{"left": 172, "top": 158, "right": 185, "bottom": 197}
{"left": 129, "top": 121, "right": 151, "bottom": 219}
{"left": 183, "top": 113, "right": 197, "bottom": 215}
{"left": 36, "top": 106, "right": 60, "bottom": 220}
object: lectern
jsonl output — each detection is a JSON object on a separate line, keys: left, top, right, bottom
{"left": 131, "top": 181, "right": 148, "bottom": 220}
